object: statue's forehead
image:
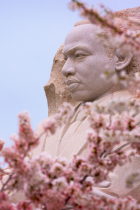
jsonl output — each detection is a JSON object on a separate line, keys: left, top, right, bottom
{"left": 65, "top": 24, "right": 98, "bottom": 44}
{"left": 63, "top": 24, "right": 104, "bottom": 54}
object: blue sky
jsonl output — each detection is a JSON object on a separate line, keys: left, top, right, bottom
{"left": 0, "top": 0, "right": 140, "bottom": 146}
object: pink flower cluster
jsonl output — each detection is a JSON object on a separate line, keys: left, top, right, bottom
{"left": 0, "top": 88, "right": 140, "bottom": 209}
{"left": 69, "top": 0, "right": 140, "bottom": 52}
{"left": 1, "top": 1, "right": 140, "bottom": 209}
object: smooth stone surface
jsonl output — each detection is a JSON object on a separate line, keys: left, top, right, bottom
{"left": 44, "top": 44, "right": 78, "bottom": 117}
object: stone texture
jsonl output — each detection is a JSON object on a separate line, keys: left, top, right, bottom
{"left": 115, "top": 6, "right": 140, "bottom": 19}
{"left": 44, "top": 44, "right": 78, "bottom": 117}
{"left": 114, "top": 7, "right": 140, "bottom": 75}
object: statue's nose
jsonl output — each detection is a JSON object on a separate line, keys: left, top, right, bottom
{"left": 62, "top": 66, "right": 76, "bottom": 77}
{"left": 62, "top": 60, "right": 76, "bottom": 77}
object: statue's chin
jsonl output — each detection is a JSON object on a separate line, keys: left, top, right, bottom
{"left": 70, "top": 92, "right": 95, "bottom": 102}
{"left": 70, "top": 88, "right": 113, "bottom": 102}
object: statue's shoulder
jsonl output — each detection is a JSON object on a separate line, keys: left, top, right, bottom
{"left": 35, "top": 115, "right": 56, "bottom": 135}
{"left": 36, "top": 118, "right": 47, "bottom": 128}
{"left": 32, "top": 117, "right": 53, "bottom": 157}
{"left": 35, "top": 118, "right": 48, "bottom": 134}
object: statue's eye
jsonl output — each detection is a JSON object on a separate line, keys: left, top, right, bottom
{"left": 75, "top": 54, "right": 81, "bottom": 57}
{"left": 75, "top": 54, "right": 85, "bottom": 58}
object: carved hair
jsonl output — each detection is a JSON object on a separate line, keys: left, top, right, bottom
{"left": 74, "top": 15, "right": 140, "bottom": 75}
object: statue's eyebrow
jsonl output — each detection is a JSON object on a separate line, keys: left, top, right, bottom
{"left": 62, "top": 44, "right": 91, "bottom": 56}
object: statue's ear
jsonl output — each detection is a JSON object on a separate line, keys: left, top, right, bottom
{"left": 115, "top": 48, "right": 132, "bottom": 71}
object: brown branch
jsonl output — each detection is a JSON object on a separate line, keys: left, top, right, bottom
{"left": 71, "top": 0, "right": 140, "bottom": 50}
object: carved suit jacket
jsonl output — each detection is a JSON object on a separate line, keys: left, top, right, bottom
{"left": 31, "top": 90, "right": 140, "bottom": 201}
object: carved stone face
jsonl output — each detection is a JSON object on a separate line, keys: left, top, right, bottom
{"left": 62, "top": 24, "right": 117, "bottom": 102}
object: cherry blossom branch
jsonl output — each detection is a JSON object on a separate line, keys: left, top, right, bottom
{"left": 1, "top": 173, "right": 14, "bottom": 191}
{"left": 1, "top": 78, "right": 140, "bottom": 209}
{"left": 69, "top": 0, "right": 140, "bottom": 51}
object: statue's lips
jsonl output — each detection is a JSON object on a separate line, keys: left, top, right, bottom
{"left": 65, "top": 79, "right": 80, "bottom": 91}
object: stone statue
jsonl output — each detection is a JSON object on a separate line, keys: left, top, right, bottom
{"left": 30, "top": 6, "right": 140, "bottom": 201}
